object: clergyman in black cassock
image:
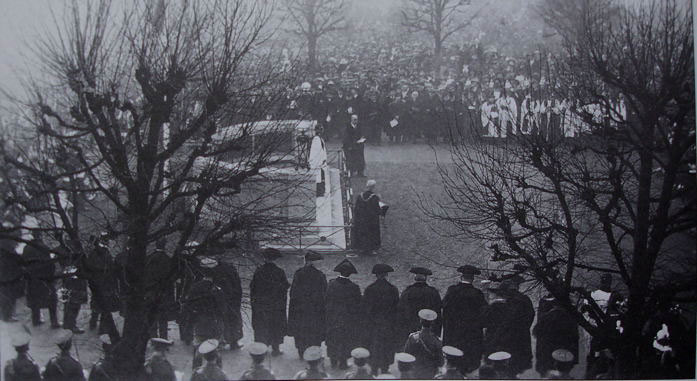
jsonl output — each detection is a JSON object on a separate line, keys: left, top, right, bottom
{"left": 351, "top": 180, "right": 382, "bottom": 254}
{"left": 250, "top": 248, "right": 290, "bottom": 355}
{"left": 398, "top": 267, "right": 442, "bottom": 343}
{"left": 288, "top": 251, "right": 327, "bottom": 358}
{"left": 442, "top": 265, "right": 487, "bottom": 374}
{"left": 362, "top": 263, "right": 399, "bottom": 375}
{"left": 325, "top": 259, "right": 362, "bottom": 369}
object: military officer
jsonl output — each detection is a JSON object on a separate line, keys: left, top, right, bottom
{"left": 544, "top": 349, "right": 575, "bottom": 379}
{"left": 288, "top": 250, "right": 327, "bottom": 358}
{"left": 403, "top": 309, "right": 443, "bottom": 379}
{"left": 326, "top": 259, "right": 362, "bottom": 369}
{"left": 240, "top": 342, "right": 275, "bottom": 380}
{"left": 442, "top": 264, "right": 487, "bottom": 374}
{"left": 250, "top": 248, "right": 289, "bottom": 356}
{"left": 43, "top": 329, "right": 85, "bottom": 381}
{"left": 144, "top": 338, "right": 177, "bottom": 381}
{"left": 362, "top": 263, "right": 400, "bottom": 375}
{"left": 434, "top": 346, "right": 465, "bottom": 379}
{"left": 295, "top": 346, "right": 328, "bottom": 380}
{"left": 394, "top": 352, "right": 416, "bottom": 379}
{"left": 345, "top": 347, "right": 373, "bottom": 379}
{"left": 485, "top": 351, "right": 515, "bottom": 379}
{"left": 191, "top": 339, "right": 227, "bottom": 381}
{"left": 88, "top": 335, "right": 117, "bottom": 381}
{"left": 398, "top": 267, "right": 442, "bottom": 343}
{"left": 3, "top": 332, "right": 41, "bottom": 381}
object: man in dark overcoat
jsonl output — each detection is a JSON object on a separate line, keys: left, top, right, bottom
{"left": 398, "top": 267, "right": 442, "bottom": 343}
{"left": 82, "top": 233, "right": 121, "bottom": 342}
{"left": 288, "top": 250, "right": 327, "bottom": 358}
{"left": 533, "top": 294, "right": 579, "bottom": 376}
{"left": 325, "top": 259, "right": 362, "bottom": 369}
{"left": 504, "top": 276, "right": 535, "bottom": 375}
{"left": 212, "top": 258, "right": 243, "bottom": 349}
{"left": 362, "top": 263, "right": 400, "bottom": 376}
{"left": 0, "top": 239, "right": 24, "bottom": 322}
{"left": 351, "top": 179, "right": 382, "bottom": 255}
{"left": 23, "top": 238, "right": 59, "bottom": 328}
{"left": 442, "top": 265, "right": 488, "bottom": 374}
{"left": 250, "top": 248, "right": 289, "bottom": 355}
{"left": 145, "top": 241, "right": 176, "bottom": 340}
{"left": 342, "top": 114, "right": 366, "bottom": 177}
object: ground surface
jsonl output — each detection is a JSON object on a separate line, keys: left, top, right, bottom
{"left": 0, "top": 143, "right": 587, "bottom": 380}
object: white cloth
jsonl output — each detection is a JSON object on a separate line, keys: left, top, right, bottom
{"left": 308, "top": 135, "right": 327, "bottom": 184}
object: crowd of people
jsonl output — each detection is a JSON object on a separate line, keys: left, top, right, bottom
{"left": 3, "top": 237, "right": 693, "bottom": 380}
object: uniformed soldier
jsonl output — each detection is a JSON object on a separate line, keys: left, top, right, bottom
{"left": 144, "top": 338, "right": 177, "bottom": 381}
{"left": 434, "top": 346, "right": 465, "bottom": 379}
{"left": 326, "top": 259, "right": 362, "bottom": 369}
{"left": 362, "top": 263, "right": 400, "bottom": 376}
{"left": 191, "top": 339, "right": 227, "bottom": 381}
{"left": 485, "top": 351, "right": 515, "bottom": 379}
{"left": 88, "top": 334, "right": 117, "bottom": 381}
{"left": 442, "top": 264, "right": 487, "bottom": 374}
{"left": 240, "top": 342, "right": 275, "bottom": 380}
{"left": 394, "top": 352, "right": 416, "bottom": 379}
{"left": 42, "top": 329, "right": 86, "bottom": 381}
{"left": 345, "top": 347, "right": 373, "bottom": 379}
{"left": 295, "top": 346, "right": 328, "bottom": 380}
{"left": 544, "top": 349, "right": 575, "bottom": 379}
{"left": 288, "top": 250, "right": 327, "bottom": 358}
{"left": 398, "top": 267, "right": 442, "bottom": 343}
{"left": 3, "top": 332, "right": 41, "bottom": 381}
{"left": 403, "top": 309, "right": 443, "bottom": 379}
{"left": 250, "top": 248, "right": 289, "bottom": 356}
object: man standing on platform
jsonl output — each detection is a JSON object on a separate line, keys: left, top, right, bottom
{"left": 288, "top": 250, "right": 327, "bottom": 358}
{"left": 351, "top": 180, "right": 382, "bottom": 256}
{"left": 326, "top": 259, "right": 362, "bottom": 370}
{"left": 342, "top": 114, "right": 366, "bottom": 177}
{"left": 442, "top": 265, "right": 488, "bottom": 374}
{"left": 250, "top": 248, "right": 290, "bottom": 356}
{"left": 362, "top": 263, "right": 400, "bottom": 376}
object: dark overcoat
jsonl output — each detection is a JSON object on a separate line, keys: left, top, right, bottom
{"left": 182, "top": 278, "right": 225, "bottom": 340}
{"left": 533, "top": 302, "right": 580, "bottom": 375}
{"left": 325, "top": 277, "right": 362, "bottom": 362}
{"left": 362, "top": 277, "right": 400, "bottom": 370}
{"left": 212, "top": 262, "right": 243, "bottom": 343}
{"left": 398, "top": 282, "right": 442, "bottom": 341}
{"left": 250, "top": 262, "right": 290, "bottom": 346}
{"left": 342, "top": 123, "right": 365, "bottom": 172}
{"left": 82, "top": 245, "right": 121, "bottom": 313}
{"left": 23, "top": 244, "right": 57, "bottom": 309}
{"left": 288, "top": 265, "right": 327, "bottom": 346}
{"left": 351, "top": 191, "right": 381, "bottom": 252}
{"left": 442, "top": 282, "right": 488, "bottom": 373}
{"left": 482, "top": 294, "right": 533, "bottom": 374}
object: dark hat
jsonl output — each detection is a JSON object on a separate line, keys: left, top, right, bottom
{"left": 372, "top": 263, "right": 394, "bottom": 274}
{"left": 304, "top": 250, "right": 323, "bottom": 262}
{"left": 261, "top": 247, "right": 282, "bottom": 260}
{"left": 334, "top": 259, "right": 358, "bottom": 275}
{"left": 552, "top": 349, "right": 574, "bottom": 363}
{"left": 457, "top": 265, "right": 481, "bottom": 276}
{"left": 409, "top": 267, "right": 432, "bottom": 276}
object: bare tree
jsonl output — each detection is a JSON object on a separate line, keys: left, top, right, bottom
{"left": 0, "top": 0, "right": 310, "bottom": 378}
{"left": 282, "top": 0, "right": 346, "bottom": 73}
{"left": 401, "top": 0, "right": 484, "bottom": 80}
{"left": 426, "top": 0, "right": 695, "bottom": 377}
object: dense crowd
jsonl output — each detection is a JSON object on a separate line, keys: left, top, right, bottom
{"left": 2, "top": 235, "right": 694, "bottom": 380}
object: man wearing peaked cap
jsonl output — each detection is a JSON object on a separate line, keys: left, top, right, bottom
{"left": 143, "top": 338, "right": 176, "bottom": 381}
{"left": 288, "top": 249, "right": 328, "bottom": 359}
{"left": 545, "top": 349, "right": 575, "bottom": 379}
{"left": 295, "top": 346, "right": 328, "bottom": 380}
{"left": 4, "top": 332, "right": 41, "bottom": 381}
{"left": 42, "top": 329, "right": 84, "bottom": 381}
{"left": 398, "top": 266, "right": 442, "bottom": 345}
{"left": 251, "top": 248, "right": 290, "bottom": 356}
{"left": 486, "top": 351, "right": 515, "bottom": 379}
{"left": 442, "top": 264, "right": 487, "bottom": 375}
{"left": 434, "top": 346, "right": 465, "bottom": 380}
{"left": 192, "top": 339, "right": 227, "bottom": 381}
{"left": 363, "top": 263, "right": 399, "bottom": 375}
{"left": 240, "top": 342, "right": 275, "bottom": 380}
{"left": 326, "top": 258, "right": 362, "bottom": 369}
{"left": 394, "top": 352, "right": 416, "bottom": 379}
{"left": 345, "top": 348, "right": 372, "bottom": 379}
{"left": 404, "top": 309, "right": 443, "bottom": 379}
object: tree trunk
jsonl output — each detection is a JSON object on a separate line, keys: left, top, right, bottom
{"left": 434, "top": 38, "right": 443, "bottom": 83}
{"left": 308, "top": 34, "right": 318, "bottom": 73}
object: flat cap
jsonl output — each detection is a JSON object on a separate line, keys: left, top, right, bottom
{"left": 442, "top": 346, "right": 464, "bottom": 357}
{"left": 150, "top": 338, "right": 173, "bottom": 347}
{"left": 262, "top": 248, "right": 282, "bottom": 260}
{"left": 333, "top": 259, "right": 358, "bottom": 275}
{"left": 409, "top": 267, "right": 432, "bottom": 276}
{"left": 247, "top": 342, "right": 268, "bottom": 356}
{"left": 11, "top": 332, "right": 31, "bottom": 348}
{"left": 100, "top": 334, "right": 112, "bottom": 345}
{"left": 200, "top": 257, "right": 218, "bottom": 268}
{"left": 487, "top": 351, "right": 511, "bottom": 361}
{"left": 457, "top": 265, "right": 481, "bottom": 275}
{"left": 304, "top": 250, "right": 323, "bottom": 262}
{"left": 394, "top": 352, "right": 416, "bottom": 363}
{"left": 372, "top": 263, "right": 394, "bottom": 274}
{"left": 351, "top": 347, "right": 370, "bottom": 359}
{"left": 552, "top": 349, "right": 574, "bottom": 363}
{"left": 303, "top": 346, "right": 323, "bottom": 361}
{"left": 54, "top": 329, "right": 73, "bottom": 346}
{"left": 418, "top": 309, "right": 437, "bottom": 321}
{"left": 198, "top": 339, "right": 219, "bottom": 354}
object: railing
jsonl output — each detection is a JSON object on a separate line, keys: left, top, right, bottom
{"left": 337, "top": 149, "right": 353, "bottom": 250}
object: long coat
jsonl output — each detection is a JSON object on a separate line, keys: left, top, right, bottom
{"left": 212, "top": 263, "right": 243, "bottom": 343}
{"left": 533, "top": 301, "right": 579, "bottom": 375}
{"left": 0, "top": 242, "right": 25, "bottom": 301}
{"left": 23, "top": 244, "right": 57, "bottom": 309}
{"left": 342, "top": 123, "right": 365, "bottom": 173}
{"left": 250, "top": 262, "right": 290, "bottom": 346}
{"left": 82, "top": 245, "right": 121, "bottom": 313}
{"left": 507, "top": 290, "right": 535, "bottom": 373}
{"left": 182, "top": 278, "right": 225, "bottom": 340}
{"left": 325, "top": 277, "right": 362, "bottom": 362}
{"left": 442, "top": 282, "right": 487, "bottom": 373}
{"left": 351, "top": 191, "right": 381, "bottom": 252}
{"left": 398, "top": 282, "right": 442, "bottom": 341}
{"left": 362, "top": 277, "right": 400, "bottom": 371}
{"left": 482, "top": 294, "right": 533, "bottom": 374}
{"left": 288, "top": 265, "right": 327, "bottom": 347}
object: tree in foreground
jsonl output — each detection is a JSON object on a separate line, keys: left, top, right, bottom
{"left": 427, "top": 0, "right": 695, "bottom": 377}
{"left": 0, "top": 0, "right": 308, "bottom": 378}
